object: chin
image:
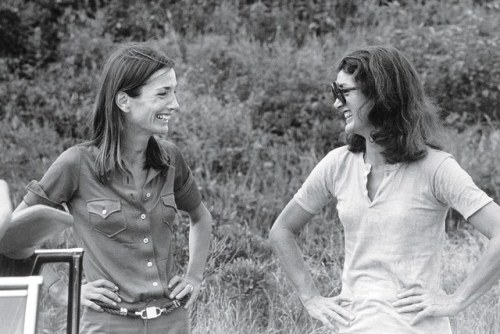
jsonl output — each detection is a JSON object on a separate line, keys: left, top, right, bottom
{"left": 344, "top": 124, "right": 354, "bottom": 134}
{"left": 159, "top": 124, "right": 169, "bottom": 132}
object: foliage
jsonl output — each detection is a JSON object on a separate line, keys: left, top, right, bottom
{"left": 1, "top": 0, "right": 500, "bottom": 333}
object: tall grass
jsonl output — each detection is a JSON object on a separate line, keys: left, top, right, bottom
{"left": 2, "top": 1, "right": 499, "bottom": 333}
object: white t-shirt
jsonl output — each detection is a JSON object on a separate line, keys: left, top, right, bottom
{"left": 294, "top": 146, "right": 492, "bottom": 334}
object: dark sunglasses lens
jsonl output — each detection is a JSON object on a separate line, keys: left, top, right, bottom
{"left": 331, "top": 83, "right": 346, "bottom": 104}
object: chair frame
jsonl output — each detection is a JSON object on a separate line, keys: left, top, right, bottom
{"left": 31, "top": 248, "right": 84, "bottom": 334}
{"left": 0, "top": 275, "right": 43, "bottom": 334}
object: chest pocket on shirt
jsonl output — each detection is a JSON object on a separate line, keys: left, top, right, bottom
{"left": 161, "top": 194, "right": 178, "bottom": 231}
{"left": 87, "top": 199, "right": 126, "bottom": 237}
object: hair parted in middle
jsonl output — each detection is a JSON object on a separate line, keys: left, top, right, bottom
{"left": 87, "top": 41, "right": 175, "bottom": 182}
{"left": 337, "top": 45, "right": 443, "bottom": 164}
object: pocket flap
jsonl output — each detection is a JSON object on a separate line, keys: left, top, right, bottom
{"left": 87, "top": 199, "right": 121, "bottom": 219}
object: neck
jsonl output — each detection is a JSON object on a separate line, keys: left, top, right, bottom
{"left": 364, "top": 139, "right": 386, "bottom": 166}
{"left": 121, "top": 132, "right": 150, "bottom": 167}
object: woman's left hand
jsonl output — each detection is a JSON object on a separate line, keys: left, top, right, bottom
{"left": 168, "top": 275, "right": 201, "bottom": 309}
{"left": 392, "top": 286, "right": 462, "bottom": 325}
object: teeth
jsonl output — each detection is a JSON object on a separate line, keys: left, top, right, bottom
{"left": 156, "top": 114, "right": 170, "bottom": 121}
{"left": 344, "top": 111, "right": 352, "bottom": 119}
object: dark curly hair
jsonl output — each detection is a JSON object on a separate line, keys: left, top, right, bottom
{"left": 337, "top": 45, "right": 443, "bottom": 163}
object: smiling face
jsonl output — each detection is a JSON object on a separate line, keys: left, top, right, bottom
{"left": 334, "top": 70, "right": 374, "bottom": 139}
{"left": 121, "top": 67, "right": 179, "bottom": 137}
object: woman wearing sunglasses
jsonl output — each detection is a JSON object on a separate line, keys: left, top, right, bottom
{"left": 270, "top": 45, "right": 500, "bottom": 333}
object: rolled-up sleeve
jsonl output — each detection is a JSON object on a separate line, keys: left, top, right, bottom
{"left": 23, "top": 146, "right": 80, "bottom": 208}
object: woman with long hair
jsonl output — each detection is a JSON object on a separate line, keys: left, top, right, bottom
{"left": 270, "top": 45, "right": 500, "bottom": 333}
{"left": 12, "top": 42, "right": 212, "bottom": 333}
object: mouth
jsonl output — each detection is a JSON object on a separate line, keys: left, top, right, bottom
{"left": 156, "top": 114, "right": 171, "bottom": 122}
{"left": 343, "top": 110, "right": 352, "bottom": 122}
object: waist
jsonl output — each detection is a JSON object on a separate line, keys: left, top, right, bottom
{"left": 341, "top": 278, "right": 398, "bottom": 300}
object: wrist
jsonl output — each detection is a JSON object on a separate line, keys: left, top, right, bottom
{"left": 299, "top": 293, "right": 320, "bottom": 306}
{"left": 450, "top": 291, "right": 468, "bottom": 312}
{"left": 185, "top": 272, "right": 203, "bottom": 283}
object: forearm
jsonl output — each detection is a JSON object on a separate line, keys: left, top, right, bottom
{"left": 0, "top": 210, "right": 12, "bottom": 243}
{"left": 0, "top": 179, "right": 13, "bottom": 242}
{"left": 185, "top": 215, "right": 212, "bottom": 281}
{"left": 452, "top": 237, "right": 500, "bottom": 310}
{"left": 1, "top": 203, "right": 72, "bottom": 256}
{"left": 1, "top": 201, "right": 33, "bottom": 257}
{"left": 270, "top": 226, "right": 320, "bottom": 303}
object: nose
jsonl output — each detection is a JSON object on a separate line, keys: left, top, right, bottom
{"left": 333, "top": 97, "right": 344, "bottom": 110}
{"left": 169, "top": 94, "right": 180, "bottom": 111}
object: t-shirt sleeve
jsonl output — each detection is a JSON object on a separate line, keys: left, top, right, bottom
{"left": 22, "top": 146, "right": 80, "bottom": 209}
{"left": 293, "top": 150, "right": 337, "bottom": 214}
{"left": 170, "top": 144, "right": 202, "bottom": 212}
{"left": 433, "top": 157, "right": 493, "bottom": 220}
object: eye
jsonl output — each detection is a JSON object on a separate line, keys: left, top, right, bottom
{"left": 157, "top": 89, "right": 171, "bottom": 97}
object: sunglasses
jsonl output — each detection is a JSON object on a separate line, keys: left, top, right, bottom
{"left": 330, "top": 82, "right": 357, "bottom": 105}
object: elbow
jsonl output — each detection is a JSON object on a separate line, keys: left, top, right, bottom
{"left": 198, "top": 211, "right": 213, "bottom": 232}
{"left": 269, "top": 220, "right": 280, "bottom": 243}
{"left": 269, "top": 219, "right": 288, "bottom": 247}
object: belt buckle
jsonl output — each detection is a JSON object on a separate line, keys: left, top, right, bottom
{"left": 138, "top": 306, "right": 162, "bottom": 320}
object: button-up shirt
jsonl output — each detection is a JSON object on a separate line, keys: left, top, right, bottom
{"left": 294, "top": 146, "right": 492, "bottom": 334}
{"left": 23, "top": 140, "right": 201, "bottom": 308}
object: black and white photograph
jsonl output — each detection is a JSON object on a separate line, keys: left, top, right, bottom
{"left": 1, "top": 0, "right": 500, "bottom": 333}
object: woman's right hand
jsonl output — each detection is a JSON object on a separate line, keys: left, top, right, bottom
{"left": 81, "top": 279, "right": 121, "bottom": 312}
{"left": 303, "top": 295, "right": 355, "bottom": 332}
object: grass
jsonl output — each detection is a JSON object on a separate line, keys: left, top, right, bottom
{"left": 2, "top": 2, "right": 498, "bottom": 333}
{"left": 35, "top": 225, "right": 500, "bottom": 333}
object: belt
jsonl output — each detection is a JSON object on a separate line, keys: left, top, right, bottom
{"left": 93, "top": 296, "right": 188, "bottom": 320}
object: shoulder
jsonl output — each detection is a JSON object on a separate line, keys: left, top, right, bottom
{"left": 307, "top": 145, "right": 355, "bottom": 181}
{"left": 57, "top": 143, "right": 102, "bottom": 167}
{"left": 320, "top": 145, "right": 357, "bottom": 168}
{"left": 413, "top": 147, "right": 454, "bottom": 173}
{"left": 51, "top": 144, "right": 84, "bottom": 167}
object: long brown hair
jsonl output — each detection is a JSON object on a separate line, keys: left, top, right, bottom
{"left": 87, "top": 42, "right": 175, "bottom": 182}
{"left": 337, "top": 45, "right": 443, "bottom": 163}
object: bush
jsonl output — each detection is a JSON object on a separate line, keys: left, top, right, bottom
{"left": 345, "top": 0, "right": 500, "bottom": 125}
{"left": 0, "top": 122, "right": 71, "bottom": 203}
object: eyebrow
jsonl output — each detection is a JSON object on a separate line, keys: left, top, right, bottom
{"left": 155, "top": 84, "right": 177, "bottom": 91}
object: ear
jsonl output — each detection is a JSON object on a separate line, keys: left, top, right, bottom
{"left": 115, "top": 92, "right": 130, "bottom": 112}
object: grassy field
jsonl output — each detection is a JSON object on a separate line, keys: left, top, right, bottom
{"left": 1, "top": 1, "right": 499, "bottom": 333}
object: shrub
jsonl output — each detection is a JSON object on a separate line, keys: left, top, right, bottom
{"left": 344, "top": 0, "right": 500, "bottom": 125}
{"left": 0, "top": 122, "right": 71, "bottom": 203}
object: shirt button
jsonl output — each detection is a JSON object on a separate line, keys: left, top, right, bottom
{"left": 140, "top": 213, "right": 146, "bottom": 220}
{"left": 152, "top": 282, "right": 158, "bottom": 287}
{"left": 146, "top": 192, "right": 151, "bottom": 198}
{"left": 102, "top": 209, "right": 107, "bottom": 215}
{"left": 147, "top": 262, "right": 153, "bottom": 267}
{"left": 143, "top": 238, "right": 149, "bottom": 244}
